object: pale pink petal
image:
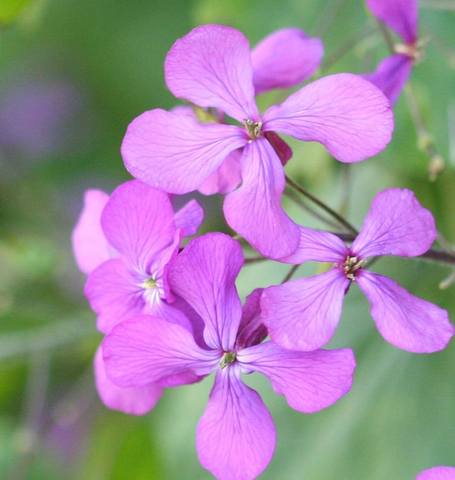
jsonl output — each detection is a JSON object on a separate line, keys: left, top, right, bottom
{"left": 165, "top": 24, "right": 258, "bottom": 122}
{"left": 101, "top": 180, "right": 176, "bottom": 270}
{"left": 264, "top": 131, "right": 292, "bottom": 166}
{"left": 367, "top": 0, "right": 418, "bottom": 44}
{"left": 223, "top": 138, "right": 300, "bottom": 259}
{"left": 252, "top": 28, "right": 323, "bottom": 94}
{"left": 364, "top": 54, "right": 412, "bottom": 105}
{"left": 196, "top": 367, "right": 275, "bottom": 480}
{"left": 279, "top": 226, "right": 348, "bottom": 264}
{"left": 261, "top": 269, "right": 349, "bottom": 351}
{"left": 94, "top": 346, "right": 161, "bottom": 415}
{"left": 168, "top": 233, "right": 243, "bottom": 351}
{"left": 236, "top": 288, "right": 267, "bottom": 349}
{"left": 121, "top": 109, "right": 247, "bottom": 194}
{"left": 198, "top": 149, "right": 242, "bottom": 195}
{"left": 102, "top": 315, "right": 218, "bottom": 388}
{"left": 417, "top": 466, "right": 455, "bottom": 480}
{"left": 352, "top": 188, "right": 436, "bottom": 259}
{"left": 84, "top": 259, "right": 143, "bottom": 334}
{"left": 173, "top": 199, "right": 204, "bottom": 237}
{"left": 358, "top": 271, "right": 454, "bottom": 353}
{"left": 263, "top": 73, "right": 394, "bottom": 163}
{"left": 238, "top": 343, "right": 355, "bottom": 413}
{"left": 72, "top": 189, "right": 111, "bottom": 274}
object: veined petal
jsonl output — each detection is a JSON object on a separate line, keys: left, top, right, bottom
{"left": 261, "top": 269, "right": 349, "bottom": 351}
{"left": 352, "top": 188, "right": 436, "bottom": 258}
{"left": 84, "top": 259, "right": 143, "bottom": 334}
{"left": 417, "top": 466, "right": 455, "bottom": 480}
{"left": 279, "top": 226, "right": 348, "bottom": 264}
{"left": 367, "top": 0, "right": 418, "bottom": 44}
{"left": 358, "top": 271, "right": 454, "bottom": 353}
{"left": 198, "top": 149, "right": 242, "bottom": 195}
{"left": 236, "top": 288, "right": 267, "bottom": 349}
{"left": 101, "top": 180, "right": 176, "bottom": 270}
{"left": 168, "top": 233, "right": 243, "bottom": 351}
{"left": 165, "top": 24, "right": 258, "bottom": 122}
{"left": 173, "top": 199, "right": 204, "bottom": 237}
{"left": 238, "top": 343, "right": 355, "bottom": 413}
{"left": 364, "top": 54, "right": 412, "bottom": 105}
{"left": 196, "top": 367, "right": 275, "bottom": 480}
{"left": 121, "top": 109, "right": 247, "bottom": 194}
{"left": 263, "top": 73, "right": 394, "bottom": 163}
{"left": 72, "top": 189, "right": 111, "bottom": 274}
{"left": 103, "top": 315, "right": 218, "bottom": 388}
{"left": 252, "top": 28, "right": 323, "bottom": 94}
{"left": 94, "top": 346, "right": 162, "bottom": 415}
{"left": 223, "top": 137, "right": 300, "bottom": 259}
{"left": 264, "top": 131, "right": 292, "bottom": 166}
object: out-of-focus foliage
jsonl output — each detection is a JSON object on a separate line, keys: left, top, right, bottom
{"left": 0, "top": 0, "right": 454, "bottom": 479}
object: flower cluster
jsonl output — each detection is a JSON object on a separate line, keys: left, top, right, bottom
{"left": 72, "top": 3, "right": 454, "bottom": 478}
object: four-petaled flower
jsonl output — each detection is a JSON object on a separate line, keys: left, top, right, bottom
{"left": 102, "top": 233, "right": 356, "bottom": 480}
{"left": 121, "top": 24, "right": 394, "bottom": 259}
{"left": 364, "top": 0, "right": 419, "bottom": 104}
{"left": 261, "top": 188, "right": 455, "bottom": 353}
{"left": 72, "top": 179, "right": 203, "bottom": 414}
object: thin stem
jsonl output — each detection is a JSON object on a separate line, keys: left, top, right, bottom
{"left": 244, "top": 256, "right": 266, "bottom": 265}
{"left": 282, "top": 264, "right": 299, "bottom": 283}
{"left": 286, "top": 176, "right": 358, "bottom": 234}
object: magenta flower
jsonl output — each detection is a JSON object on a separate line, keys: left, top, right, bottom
{"left": 121, "top": 24, "right": 393, "bottom": 259}
{"left": 72, "top": 179, "right": 203, "bottom": 414}
{"left": 261, "top": 188, "right": 454, "bottom": 353}
{"left": 102, "top": 233, "right": 356, "bottom": 480}
{"left": 417, "top": 467, "right": 455, "bottom": 480}
{"left": 364, "top": 0, "right": 419, "bottom": 104}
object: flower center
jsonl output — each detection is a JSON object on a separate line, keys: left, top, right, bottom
{"left": 342, "top": 255, "right": 366, "bottom": 281}
{"left": 219, "top": 351, "right": 237, "bottom": 369}
{"left": 244, "top": 119, "right": 262, "bottom": 140}
{"left": 393, "top": 42, "right": 423, "bottom": 62}
{"left": 140, "top": 275, "right": 163, "bottom": 305}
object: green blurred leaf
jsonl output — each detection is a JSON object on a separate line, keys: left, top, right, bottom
{"left": 0, "top": 0, "right": 32, "bottom": 24}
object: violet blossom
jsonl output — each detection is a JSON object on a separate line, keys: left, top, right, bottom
{"left": 72, "top": 179, "right": 203, "bottom": 414}
{"left": 417, "top": 467, "right": 455, "bottom": 480}
{"left": 102, "top": 233, "right": 356, "bottom": 480}
{"left": 364, "top": 0, "right": 419, "bottom": 104}
{"left": 261, "top": 188, "right": 454, "bottom": 353}
{"left": 121, "top": 24, "right": 393, "bottom": 259}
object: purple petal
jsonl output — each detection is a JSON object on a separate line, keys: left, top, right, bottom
{"left": 261, "top": 269, "right": 349, "bottom": 351}
{"left": 101, "top": 180, "right": 176, "bottom": 270}
{"left": 165, "top": 24, "right": 258, "bottom": 122}
{"left": 236, "top": 289, "right": 267, "bottom": 349}
{"left": 173, "top": 199, "right": 204, "bottom": 237}
{"left": 72, "top": 189, "right": 111, "bottom": 274}
{"left": 238, "top": 343, "right": 355, "bottom": 413}
{"left": 358, "top": 271, "right": 454, "bottom": 353}
{"left": 352, "top": 188, "right": 436, "bottom": 259}
{"left": 279, "top": 226, "right": 348, "bottom": 264}
{"left": 252, "top": 28, "right": 323, "bottom": 94}
{"left": 196, "top": 368, "right": 275, "bottom": 480}
{"left": 223, "top": 137, "right": 300, "bottom": 259}
{"left": 264, "top": 131, "right": 293, "bottom": 166}
{"left": 94, "top": 346, "right": 161, "bottom": 415}
{"left": 263, "top": 73, "right": 394, "bottom": 163}
{"left": 417, "top": 467, "right": 455, "bottom": 480}
{"left": 364, "top": 54, "right": 412, "bottom": 105}
{"left": 367, "top": 0, "right": 418, "bottom": 44}
{"left": 198, "top": 149, "right": 242, "bottom": 195}
{"left": 168, "top": 233, "right": 243, "bottom": 351}
{"left": 102, "top": 315, "right": 218, "bottom": 388}
{"left": 121, "top": 109, "right": 247, "bottom": 194}
{"left": 85, "top": 259, "right": 143, "bottom": 334}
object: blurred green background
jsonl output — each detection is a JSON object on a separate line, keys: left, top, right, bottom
{"left": 1, "top": 0, "right": 455, "bottom": 478}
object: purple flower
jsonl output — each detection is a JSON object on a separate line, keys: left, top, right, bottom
{"left": 417, "top": 467, "right": 455, "bottom": 480}
{"left": 261, "top": 188, "right": 454, "bottom": 353}
{"left": 121, "top": 24, "right": 394, "bottom": 259}
{"left": 72, "top": 179, "right": 203, "bottom": 414}
{"left": 364, "top": 0, "right": 419, "bottom": 104}
{"left": 102, "top": 233, "right": 356, "bottom": 480}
